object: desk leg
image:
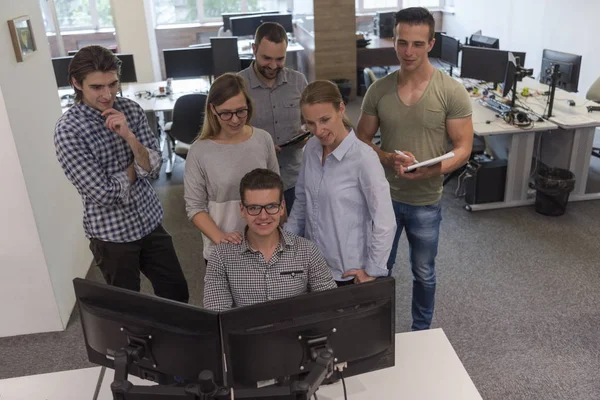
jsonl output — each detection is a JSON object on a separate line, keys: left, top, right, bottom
{"left": 165, "top": 135, "right": 176, "bottom": 176}
{"left": 467, "top": 133, "right": 536, "bottom": 211}
{"left": 568, "top": 126, "right": 595, "bottom": 196}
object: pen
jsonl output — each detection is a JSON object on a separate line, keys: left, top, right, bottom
{"left": 395, "top": 150, "right": 419, "bottom": 164}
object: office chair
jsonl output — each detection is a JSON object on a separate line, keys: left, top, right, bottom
{"left": 163, "top": 93, "right": 207, "bottom": 175}
{"left": 443, "top": 134, "right": 486, "bottom": 186}
{"left": 363, "top": 67, "right": 377, "bottom": 90}
{"left": 587, "top": 76, "right": 600, "bottom": 158}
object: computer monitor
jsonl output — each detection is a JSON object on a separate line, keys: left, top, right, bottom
{"left": 230, "top": 13, "right": 294, "bottom": 37}
{"left": 374, "top": 11, "right": 396, "bottom": 38}
{"left": 440, "top": 34, "right": 460, "bottom": 67}
{"left": 222, "top": 10, "right": 279, "bottom": 32}
{"left": 429, "top": 31, "right": 444, "bottom": 59}
{"left": 210, "top": 37, "right": 241, "bottom": 77}
{"left": 539, "top": 49, "right": 582, "bottom": 93}
{"left": 469, "top": 33, "right": 499, "bottom": 49}
{"left": 74, "top": 278, "right": 226, "bottom": 397}
{"left": 461, "top": 46, "right": 526, "bottom": 83}
{"left": 220, "top": 277, "right": 396, "bottom": 399}
{"left": 116, "top": 53, "right": 137, "bottom": 83}
{"left": 502, "top": 52, "right": 519, "bottom": 98}
{"left": 163, "top": 46, "right": 213, "bottom": 79}
{"left": 52, "top": 56, "right": 73, "bottom": 88}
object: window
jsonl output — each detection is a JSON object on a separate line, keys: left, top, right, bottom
{"left": 39, "top": 0, "right": 114, "bottom": 32}
{"left": 153, "top": 0, "right": 282, "bottom": 26}
{"left": 356, "top": 0, "right": 442, "bottom": 13}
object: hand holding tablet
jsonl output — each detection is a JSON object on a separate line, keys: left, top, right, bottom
{"left": 400, "top": 151, "right": 455, "bottom": 172}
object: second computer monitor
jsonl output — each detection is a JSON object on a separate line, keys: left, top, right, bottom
{"left": 52, "top": 56, "right": 73, "bottom": 88}
{"left": 163, "top": 47, "right": 213, "bottom": 79}
{"left": 116, "top": 53, "right": 137, "bottom": 83}
{"left": 429, "top": 31, "right": 444, "bottom": 59}
{"left": 539, "top": 49, "right": 582, "bottom": 93}
{"left": 222, "top": 10, "right": 279, "bottom": 32}
{"left": 440, "top": 34, "right": 460, "bottom": 67}
{"left": 461, "top": 46, "right": 526, "bottom": 83}
{"left": 230, "top": 13, "right": 293, "bottom": 37}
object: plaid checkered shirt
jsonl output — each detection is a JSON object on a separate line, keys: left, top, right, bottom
{"left": 203, "top": 228, "right": 337, "bottom": 311}
{"left": 54, "top": 97, "right": 163, "bottom": 243}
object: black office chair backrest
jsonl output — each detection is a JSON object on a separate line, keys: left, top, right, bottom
{"left": 170, "top": 94, "right": 207, "bottom": 145}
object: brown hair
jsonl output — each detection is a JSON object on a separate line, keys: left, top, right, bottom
{"left": 254, "top": 22, "right": 288, "bottom": 47}
{"left": 68, "top": 45, "right": 121, "bottom": 103}
{"left": 199, "top": 73, "right": 254, "bottom": 140}
{"left": 239, "top": 168, "right": 283, "bottom": 203}
{"left": 300, "top": 80, "right": 354, "bottom": 129}
{"left": 394, "top": 7, "right": 435, "bottom": 41}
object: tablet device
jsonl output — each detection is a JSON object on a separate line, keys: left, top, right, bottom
{"left": 404, "top": 152, "right": 455, "bottom": 172}
{"left": 280, "top": 130, "right": 312, "bottom": 147}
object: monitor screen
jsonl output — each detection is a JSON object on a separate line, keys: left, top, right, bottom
{"left": 52, "top": 56, "right": 73, "bottom": 88}
{"left": 220, "top": 277, "right": 396, "bottom": 398}
{"left": 115, "top": 53, "right": 137, "bottom": 83}
{"left": 429, "top": 31, "right": 444, "bottom": 59}
{"left": 222, "top": 10, "right": 279, "bottom": 32}
{"left": 440, "top": 34, "right": 460, "bottom": 67}
{"left": 163, "top": 47, "right": 213, "bottom": 79}
{"left": 461, "top": 46, "right": 526, "bottom": 83}
{"left": 210, "top": 37, "right": 241, "bottom": 77}
{"left": 230, "top": 13, "right": 294, "bottom": 37}
{"left": 469, "top": 33, "right": 499, "bottom": 49}
{"left": 502, "top": 52, "right": 518, "bottom": 98}
{"left": 539, "top": 49, "right": 582, "bottom": 93}
{"left": 73, "top": 278, "right": 223, "bottom": 385}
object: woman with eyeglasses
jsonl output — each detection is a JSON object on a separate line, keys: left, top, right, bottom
{"left": 286, "top": 80, "right": 396, "bottom": 286}
{"left": 184, "top": 73, "right": 279, "bottom": 263}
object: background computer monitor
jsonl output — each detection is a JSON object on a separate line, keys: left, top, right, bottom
{"left": 163, "top": 46, "right": 213, "bottom": 79}
{"left": 230, "top": 13, "right": 294, "bottom": 37}
{"left": 222, "top": 10, "right": 279, "bottom": 32}
{"left": 502, "top": 52, "right": 519, "bottom": 98}
{"left": 539, "top": 49, "right": 582, "bottom": 93}
{"left": 469, "top": 33, "right": 500, "bottom": 49}
{"left": 374, "top": 11, "right": 396, "bottom": 38}
{"left": 429, "top": 31, "right": 444, "bottom": 59}
{"left": 440, "top": 34, "right": 460, "bottom": 67}
{"left": 220, "top": 277, "right": 395, "bottom": 398}
{"left": 52, "top": 56, "right": 73, "bottom": 88}
{"left": 74, "top": 278, "right": 223, "bottom": 386}
{"left": 210, "top": 37, "right": 241, "bottom": 77}
{"left": 115, "top": 53, "right": 137, "bottom": 83}
{"left": 460, "top": 46, "right": 526, "bottom": 83}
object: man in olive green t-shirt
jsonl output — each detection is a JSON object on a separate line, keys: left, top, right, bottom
{"left": 357, "top": 7, "right": 473, "bottom": 331}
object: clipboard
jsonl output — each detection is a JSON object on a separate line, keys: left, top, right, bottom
{"left": 404, "top": 152, "right": 455, "bottom": 172}
{"left": 280, "top": 130, "right": 312, "bottom": 147}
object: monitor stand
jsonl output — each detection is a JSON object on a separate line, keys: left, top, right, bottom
{"left": 546, "top": 64, "right": 561, "bottom": 118}
{"left": 110, "top": 343, "right": 230, "bottom": 400}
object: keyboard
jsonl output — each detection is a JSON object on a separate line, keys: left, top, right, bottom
{"left": 481, "top": 97, "right": 511, "bottom": 114}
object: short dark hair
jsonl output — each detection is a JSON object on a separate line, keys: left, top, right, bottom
{"left": 68, "top": 45, "right": 121, "bottom": 103}
{"left": 239, "top": 169, "right": 283, "bottom": 203}
{"left": 394, "top": 7, "right": 435, "bottom": 41}
{"left": 254, "top": 22, "right": 288, "bottom": 47}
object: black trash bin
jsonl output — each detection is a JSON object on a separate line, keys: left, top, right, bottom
{"left": 534, "top": 167, "right": 575, "bottom": 216}
{"left": 330, "top": 79, "right": 352, "bottom": 104}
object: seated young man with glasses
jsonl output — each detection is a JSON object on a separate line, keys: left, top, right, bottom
{"left": 203, "top": 169, "right": 336, "bottom": 311}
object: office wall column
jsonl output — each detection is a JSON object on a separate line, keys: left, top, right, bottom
{"left": 313, "top": 0, "right": 357, "bottom": 99}
{"left": 110, "top": 0, "right": 162, "bottom": 82}
{"left": 0, "top": 0, "right": 91, "bottom": 337}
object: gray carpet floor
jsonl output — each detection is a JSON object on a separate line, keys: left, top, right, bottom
{"left": 2, "top": 99, "right": 600, "bottom": 400}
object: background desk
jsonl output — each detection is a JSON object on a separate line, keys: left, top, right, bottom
{"left": 468, "top": 95, "right": 558, "bottom": 211}
{"left": 516, "top": 77, "right": 600, "bottom": 202}
{"left": 357, "top": 37, "right": 396, "bottom": 69}
{"left": 97, "top": 329, "right": 482, "bottom": 400}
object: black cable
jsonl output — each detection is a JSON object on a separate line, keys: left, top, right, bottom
{"left": 339, "top": 370, "right": 348, "bottom": 400}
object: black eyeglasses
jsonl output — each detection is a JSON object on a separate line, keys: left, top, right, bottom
{"left": 215, "top": 108, "right": 249, "bottom": 121}
{"left": 243, "top": 203, "right": 282, "bottom": 216}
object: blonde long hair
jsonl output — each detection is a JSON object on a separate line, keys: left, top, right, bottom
{"left": 299, "top": 80, "right": 354, "bottom": 129}
{"left": 199, "top": 73, "right": 254, "bottom": 140}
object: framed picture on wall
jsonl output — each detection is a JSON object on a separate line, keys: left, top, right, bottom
{"left": 8, "top": 16, "right": 37, "bottom": 62}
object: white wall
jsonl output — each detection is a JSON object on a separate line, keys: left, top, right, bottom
{"left": 0, "top": 0, "right": 90, "bottom": 336}
{"left": 111, "top": 0, "right": 162, "bottom": 82}
{"left": 443, "top": 0, "right": 600, "bottom": 95}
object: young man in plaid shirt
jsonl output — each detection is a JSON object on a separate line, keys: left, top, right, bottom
{"left": 54, "top": 46, "right": 188, "bottom": 302}
{"left": 203, "top": 169, "right": 336, "bottom": 311}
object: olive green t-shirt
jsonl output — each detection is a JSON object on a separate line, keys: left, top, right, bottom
{"left": 362, "top": 69, "right": 472, "bottom": 205}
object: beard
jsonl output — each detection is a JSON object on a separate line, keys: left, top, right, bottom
{"left": 257, "top": 64, "right": 282, "bottom": 80}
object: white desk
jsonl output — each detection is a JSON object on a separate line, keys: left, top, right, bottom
{"left": 516, "top": 77, "right": 600, "bottom": 202}
{"left": 467, "top": 94, "right": 558, "bottom": 211}
{"left": 0, "top": 367, "right": 102, "bottom": 400}
{"left": 96, "top": 329, "right": 481, "bottom": 400}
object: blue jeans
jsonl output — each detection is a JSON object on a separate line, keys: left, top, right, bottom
{"left": 387, "top": 200, "right": 442, "bottom": 331}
